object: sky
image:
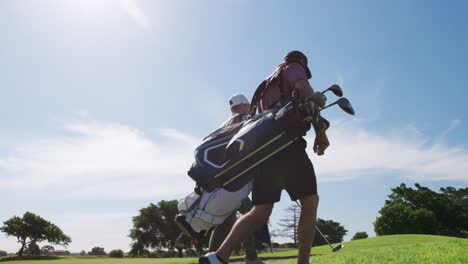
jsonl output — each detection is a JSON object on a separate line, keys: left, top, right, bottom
{"left": 1, "top": 0, "right": 468, "bottom": 253}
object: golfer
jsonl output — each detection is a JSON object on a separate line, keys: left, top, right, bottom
{"left": 200, "top": 51, "right": 328, "bottom": 264}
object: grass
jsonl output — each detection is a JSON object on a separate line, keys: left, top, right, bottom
{"left": 1, "top": 235, "right": 467, "bottom": 263}
{"left": 0, "top": 256, "right": 199, "bottom": 264}
{"left": 276, "top": 234, "right": 468, "bottom": 264}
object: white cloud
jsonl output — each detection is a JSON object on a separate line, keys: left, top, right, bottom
{"left": 434, "top": 119, "right": 461, "bottom": 146}
{"left": 336, "top": 72, "right": 344, "bottom": 87}
{"left": 120, "top": 0, "right": 151, "bottom": 30}
{"left": 0, "top": 119, "right": 467, "bottom": 202}
{"left": 309, "top": 119, "right": 468, "bottom": 182}
{"left": 0, "top": 122, "right": 198, "bottom": 198}
{"left": 55, "top": 212, "right": 134, "bottom": 252}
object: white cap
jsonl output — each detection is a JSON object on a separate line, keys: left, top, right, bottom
{"left": 229, "top": 94, "right": 250, "bottom": 107}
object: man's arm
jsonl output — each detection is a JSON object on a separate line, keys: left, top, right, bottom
{"left": 294, "top": 79, "right": 330, "bottom": 155}
{"left": 313, "top": 130, "right": 329, "bottom": 156}
{"left": 294, "top": 79, "right": 326, "bottom": 108}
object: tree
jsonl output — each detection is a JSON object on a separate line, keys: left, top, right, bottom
{"left": 374, "top": 183, "right": 467, "bottom": 237}
{"left": 129, "top": 200, "right": 182, "bottom": 257}
{"left": 313, "top": 218, "right": 347, "bottom": 246}
{"left": 0, "top": 212, "right": 71, "bottom": 257}
{"left": 109, "top": 249, "right": 124, "bottom": 258}
{"left": 277, "top": 204, "right": 301, "bottom": 247}
{"left": 88, "top": 247, "right": 106, "bottom": 256}
{"left": 438, "top": 186, "right": 468, "bottom": 237}
{"left": 374, "top": 203, "right": 438, "bottom": 235}
{"left": 79, "top": 250, "right": 86, "bottom": 256}
{"left": 25, "top": 241, "right": 40, "bottom": 256}
{"left": 351, "top": 232, "right": 368, "bottom": 240}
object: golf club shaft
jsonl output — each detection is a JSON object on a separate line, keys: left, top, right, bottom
{"left": 302, "top": 85, "right": 337, "bottom": 106}
{"left": 294, "top": 201, "right": 335, "bottom": 250}
{"left": 320, "top": 101, "right": 337, "bottom": 111}
{"left": 301, "top": 86, "right": 332, "bottom": 103}
{"left": 315, "top": 225, "right": 334, "bottom": 250}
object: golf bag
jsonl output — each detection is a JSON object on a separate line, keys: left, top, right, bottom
{"left": 188, "top": 98, "right": 321, "bottom": 192}
{"left": 177, "top": 98, "right": 326, "bottom": 242}
{"left": 175, "top": 182, "right": 252, "bottom": 244}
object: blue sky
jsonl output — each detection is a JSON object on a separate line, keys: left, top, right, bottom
{"left": 1, "top": 0, "right": 467, "bottom": 253}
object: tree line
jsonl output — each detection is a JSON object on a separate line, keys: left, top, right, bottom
{"left": 374, "top": 183, "right": 467, "bottom": 237}
{"left": 1, "top": 183, "right": 466, "bottom": 258}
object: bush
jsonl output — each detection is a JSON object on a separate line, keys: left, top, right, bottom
{"left": 147, "top": 251, "right": 160, "bottom": 258}
{"left": 88, "top": 247, "right": 107, "bottom": 256}
{"left": 144, "top": 249, "right": 186, "bottom": 258}
{"left": 109, "top": 249, "right": 124, "bottom": 258}
{"left": 184, "top": 248, "right": 197, "bottom": 257}
{"left": 160, "top": 250, "right": 178, "bottom": 258}
{"left": 25, "top": 242, "right": 41, "bottom": 256}
{"left": 279, "top": 242, "right": 295, "bottom": 248}
{"left": 352, "top": 231, "right": 369, "bottom": 240}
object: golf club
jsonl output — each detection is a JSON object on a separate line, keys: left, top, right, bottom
{"left": 322, "top": 84, "right": 343, "bottom": 97}
{"left": 295, "top": 201, "right": 344, "bottom": 253}
{"left": 321, "top": 98, "right": 355, "bottom": 115}
{"left": 303, "top": 84, "right": 343, "bottom": 107}
{"left": 315, "top": 225, "right": 344, "bottom": 252}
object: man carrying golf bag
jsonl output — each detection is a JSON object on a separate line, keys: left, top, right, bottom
{"left": 200, "top": 51, "right": 329, "bottom": 264}
{"left": 210, "top": 94, "right": 264, "bottom": 264}
{"left": 176, "top": 94, "right": 265, "bottom": 264}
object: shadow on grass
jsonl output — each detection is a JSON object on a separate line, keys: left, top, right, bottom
{"left": 0, "top": 256, "right": 61, "bottom": 262}
{"left": 229, "top": 254, "right": 325, "bottom": 262}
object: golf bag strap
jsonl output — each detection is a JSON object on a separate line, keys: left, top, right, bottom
{"left": 250, "top": 65, "right": 287, "bottom": 116}
{"left": 249, "top": 80, "right": 266, "bottom": 116}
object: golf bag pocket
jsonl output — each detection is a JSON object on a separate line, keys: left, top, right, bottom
{"left": 176, "top": 182, "right": 252, "bottom": 241}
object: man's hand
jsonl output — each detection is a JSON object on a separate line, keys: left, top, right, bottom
{"left": 303, "top": 100, "right": 320, "bottom": 119}
{"left": 313, "top": 130, "right": 329, "bottom": 156}
{"left": 313, "top": 91, "right": 327, "bottom": 108}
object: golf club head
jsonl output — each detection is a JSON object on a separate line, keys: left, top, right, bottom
{"left": 327, "top": 84, "right": 343, "bottom": 97}
{"left": 332, "top": 244, "right": 344, "bottom": 252}
{"left": 337, "top": 98, "right": 355, "bottom": 115}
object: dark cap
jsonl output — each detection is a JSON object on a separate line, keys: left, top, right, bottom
{"left": 284, "top": 50, "right": 312, "bottom": 79}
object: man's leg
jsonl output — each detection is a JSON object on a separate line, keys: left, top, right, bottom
{"left": 297, "top": 194, "right": 319, "bottom": 264}
{"left": 282, "top": 139, "right": 318, "bottom": 264}
{"left": 237, "top": 198, "right": 258, "bottom": 261}
{"left": 216, "top": 204, "right": 273, "bottom": 262}
{"left": 209, "top": 213, "right": 237, "bottom": 252}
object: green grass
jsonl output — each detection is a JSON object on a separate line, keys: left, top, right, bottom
{"left": 276, "top": 234, "right": 468, "bottom": 264}
{"left": 2, "top": 235, "right": 467, "bottom": 264}
{"left": 0, "top": 256, "right": 199, "bottom": 264}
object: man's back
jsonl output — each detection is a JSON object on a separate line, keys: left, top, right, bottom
{"left": 253, "top": 61, "right": 310, "bottom": 114}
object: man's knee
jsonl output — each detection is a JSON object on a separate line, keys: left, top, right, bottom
{"left": 248, "top": 204, "right": 273, "bottom": 224}
{"left": 299, "top": 194, "right": 319, "bottom": 209}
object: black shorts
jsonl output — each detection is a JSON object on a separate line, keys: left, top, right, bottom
{"left": 252, "top": 138, "right": 317, "bottom": 205}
